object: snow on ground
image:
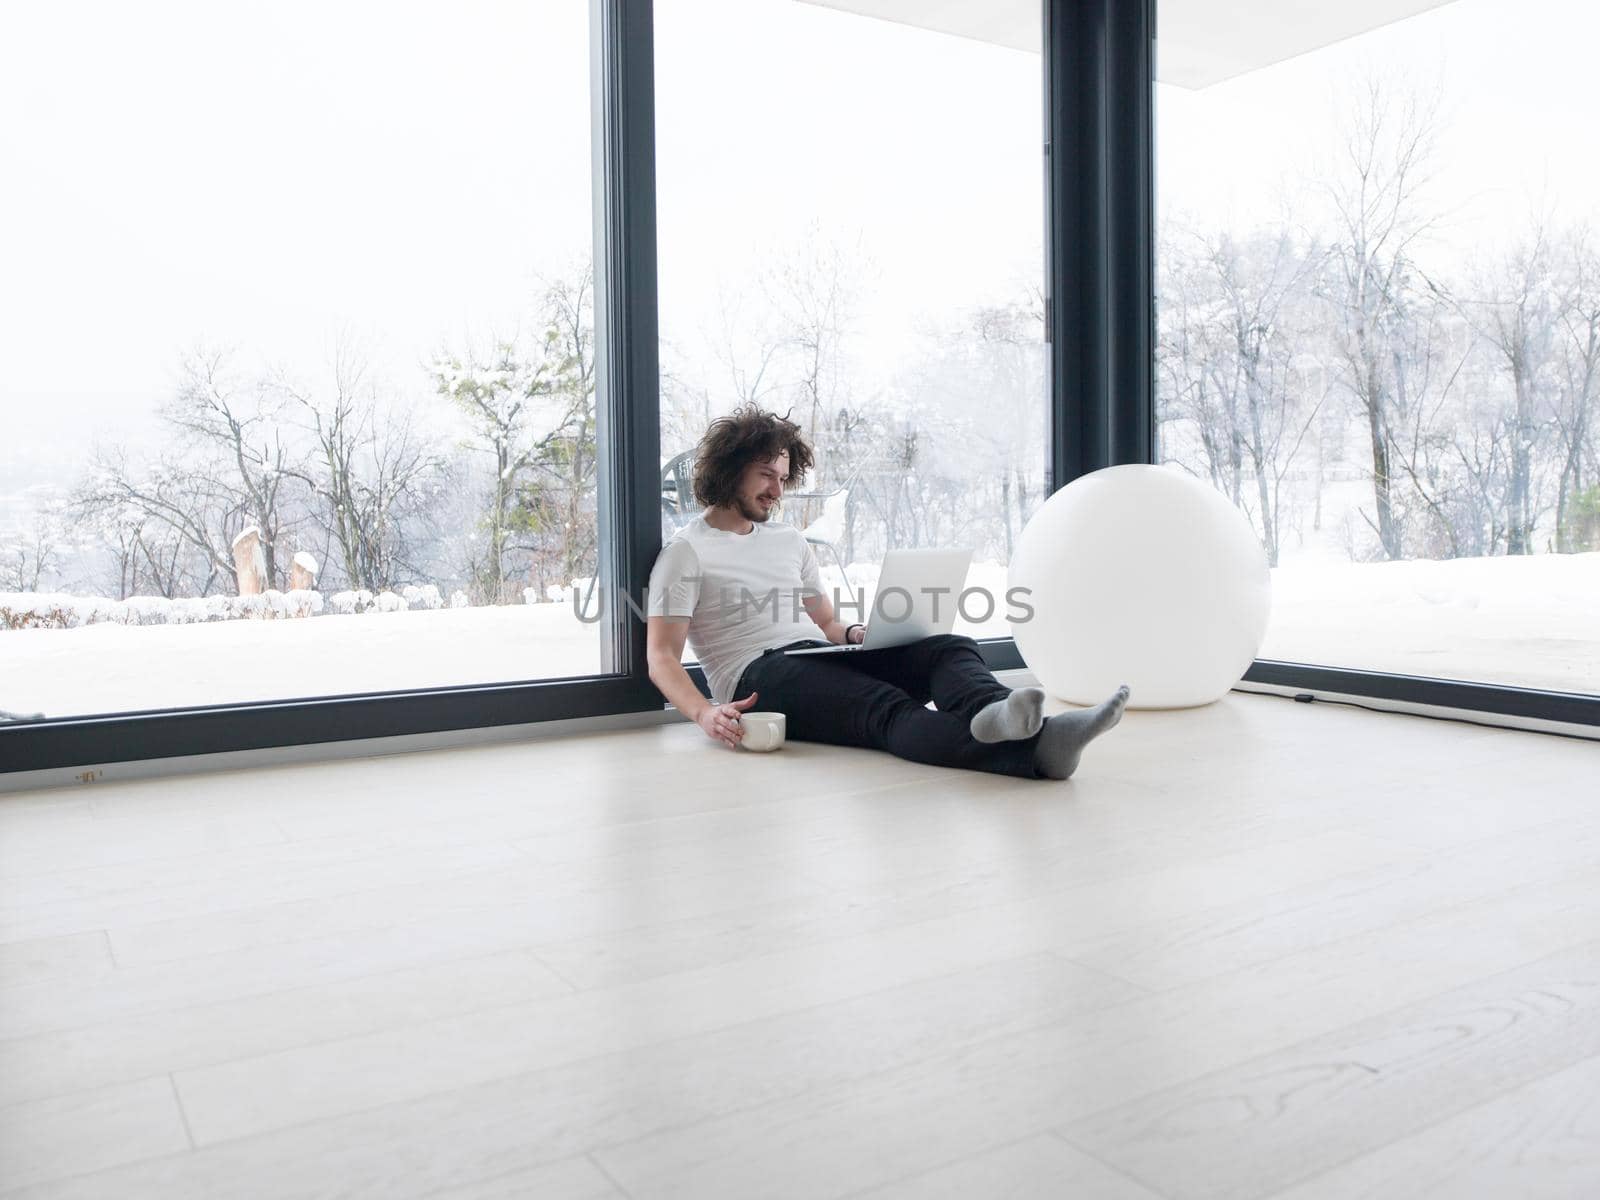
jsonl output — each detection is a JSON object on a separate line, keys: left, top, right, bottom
{"left": 0, "top": 604, "right": 606, "bottom": 721}
{"left": 1263, "top": 553, "right": 1599, "bottom": 695}
{"left": 0, "top": 556, "right": 1595, "bottom": 721}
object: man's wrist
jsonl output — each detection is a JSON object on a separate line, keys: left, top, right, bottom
{"left": 845, "top": 623, "right": 866, "bottom": 644}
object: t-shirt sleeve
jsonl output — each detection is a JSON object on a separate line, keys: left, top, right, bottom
{"left": 798, "top": 535, "right": 824, "bottom": 597}
{"left": 647, "top": 539, "right": 702, "bottom": 618}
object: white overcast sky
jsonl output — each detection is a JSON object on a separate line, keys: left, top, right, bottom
{"left": 1158, "top": 0, "right": 1600, "bottom": 248}
{"left": 1, "top": 0, "right": 1596, "bottom": 490}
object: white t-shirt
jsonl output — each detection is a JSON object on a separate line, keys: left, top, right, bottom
{"left": 648, "top": 513, "right": 830, "bottom": 703}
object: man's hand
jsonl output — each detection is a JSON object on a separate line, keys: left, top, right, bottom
{"left": 697, "top": 691, "right": 759, "bottom": 749}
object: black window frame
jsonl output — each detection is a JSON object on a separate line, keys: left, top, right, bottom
{"left": 3, "top": 0, "right": 1593, "bottom": 777}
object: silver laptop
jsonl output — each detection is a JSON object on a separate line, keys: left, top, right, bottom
{"left": 785, "top": 548, "right": 974, "bottom": 656}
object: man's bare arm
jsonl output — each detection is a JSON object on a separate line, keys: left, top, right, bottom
{"left": 802, "top": 591, "right": 863, "bottom": 644}
{"left": 646, "top": 616, "right": 757, "bottom": 748}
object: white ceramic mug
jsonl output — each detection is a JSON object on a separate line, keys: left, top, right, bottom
{"left": 738, "top": 711, "right": 786, "bottom": 752}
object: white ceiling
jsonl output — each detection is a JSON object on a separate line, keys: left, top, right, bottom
{"left": 796, "top": 0, "right": 1459, "bottom": 88}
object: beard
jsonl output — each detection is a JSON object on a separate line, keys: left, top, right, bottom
{"left": 736, "top": 494, "right": 777, "bottom": 523}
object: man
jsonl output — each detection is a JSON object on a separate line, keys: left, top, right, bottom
{"left": 646, "top": 405, "right": 1129, "bottom": 779}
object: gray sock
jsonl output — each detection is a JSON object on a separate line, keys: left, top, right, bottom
{"left": 1034, "top": 685, "right": 1131, "bottom": 780}
{"left": 971, "top": 687, "right": 1046, "bottom": 744}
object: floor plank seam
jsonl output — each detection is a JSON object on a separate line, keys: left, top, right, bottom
{"left": 1333, "top": 803, "right": 1600, "bottom": 858}
{"left": 0, "top": 814, "right": 1280, "bottom": 957}
{"left": 172, "top": 928, "right": 1600, "bottom": 1200}
{"left": 497, "top": 776, "right": 947, "bottom": 863}
{"left": 524, "top": 947, "right": 584, "bottom": 993}
{"left": 1042, "top": 934, "right": 1600, "bottom": 1190}
{"left": 586, "top": 1150, "right": 638, "bottom": 1200}
{"left": 1046, "top": 948, "right": 1155, "bottom": 994}
{"left": 490, "top": 784, "right": 982, "bottom": 882}
{"left": 1044, "top": 849, "right": 1600, "bottom": 1005}
{"left": 69, "top": 855, "right": 530, "bottom": 942}
{"left": 568, "top": 976, "right": 1168, "bottom": 1179}
{"left": 1065, "top": 923, "right": 1600, "bottom": 1082}
{"left": 43, "top": 806, "right": 1333, "bottom": 1001}
{"left": 188, "top": 813, "right": 1405, "bottom": 1007}
{"left": 62, "top": 808, "right": 945, "bottom": 964}
{"left": 144, "top": 947, "right": 1140, "bottom": 1167}
{"left": 4, "top": 836, "right": 1580, "bottom": 1052}
{"left": 0, "top": 938, "right": 582, "bottom": 1068}
{"left": 0, "top": 829, "right": 384, "bottom": 891}
{"left": 381, "top": 799, "right": 787, "bottom": 855}
{"left": 830, "top": 1132, "right": 1059, "bottom": 1200}
{"left": 85, "top": 854, "right": 582, "bottom": 967}
{"left": 506, "top": 828, "right": 1428, "bottom": 1004}
{"left": 0, "top": 1151, "right": 164, "bottom": 1198}
{"left": 4, "top": 784, "right": 1435, "bottom": 963}
{"left": 1072, "top": 1040, "right": 1600, "bottom": 1200}
{"left": 0, "top": 838, "right": 508, "bottom": 928}
{"left": 168, "top": 1072, "right": 198, "bottom": 1151}
{"left": 1044, "top": 1128, "right": 1183, "bottom": 1200}
{"left": 1240, "top": 1044, "right": 1600, "bottom": 1200}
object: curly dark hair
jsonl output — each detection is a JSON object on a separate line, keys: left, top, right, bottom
{"left": 691, "top": 404, "right": 815, "bottom": 509}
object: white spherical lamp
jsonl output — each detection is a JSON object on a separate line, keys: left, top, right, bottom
{"left": 1009, "top": 464, "right": 1271, "bottom": 708}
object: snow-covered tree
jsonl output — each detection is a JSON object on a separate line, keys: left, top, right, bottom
{"left": 163, "top": 348, "right": 303, "bottom": 588}
{"left": 1554, "top": 226, "right": 1600, "bottom": 551}
{"left": 1158, "top": 224, "right": 1328, "bottom": 565}
{"left": 1321, "top": 76, "right": 1445, "bottom": 560}
{"left": 0, "top": 510, "right": 63, "bottom": 592}
{"left": 275, "top": 339, "right": 447, "bottom": 592}
{"left": 1457, "top": 221, "right": 1564, "bottom": 554}
{"left": 432, "top": 266, "right": 598, "bottom": 603}
{"left": 71, "top": 445, "right": 236, "bottom": 598}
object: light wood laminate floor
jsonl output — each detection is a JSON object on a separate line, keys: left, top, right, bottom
{"left": 1, "top": 694, "right": 1597, "bottom": 1198}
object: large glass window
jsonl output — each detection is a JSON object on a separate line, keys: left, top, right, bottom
{"left": 1156, "top": 0, "right": 1600, "bottom": 695}
{"left": 653, "top": 0, "right": 1048, "bottom": 647}
{"left": 0, "top": 2, "right": 611, "bottom": 721}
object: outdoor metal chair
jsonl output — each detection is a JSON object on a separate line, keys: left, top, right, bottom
{"left": 659, "top": 449, "right": 697, "bottom": 537}
{"left": 784, "top": 475, "right": 861, "bottom": 611}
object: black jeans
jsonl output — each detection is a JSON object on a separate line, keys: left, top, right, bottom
{"left": 735, "top": 633, "right": 1042, "bottom": 779}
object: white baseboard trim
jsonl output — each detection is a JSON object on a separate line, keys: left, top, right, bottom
{"left": 4, "top": 667, "right": 1587, "bottom": 797}
{"left": 0, "top": 708, "right": 681, "bottom": 797}
{"left": 1231, "top": 681, "right": 1600, "bottom": 741}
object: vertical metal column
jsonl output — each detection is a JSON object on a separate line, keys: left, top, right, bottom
{"left": 1106, "top": 0, "right": 1156, "bottom": 466}
{"left": 1042, "top": 0, "right": 1155, "bottom": 491}
{"left": 592, "top": 0, "right": 662, "bottom": 683}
